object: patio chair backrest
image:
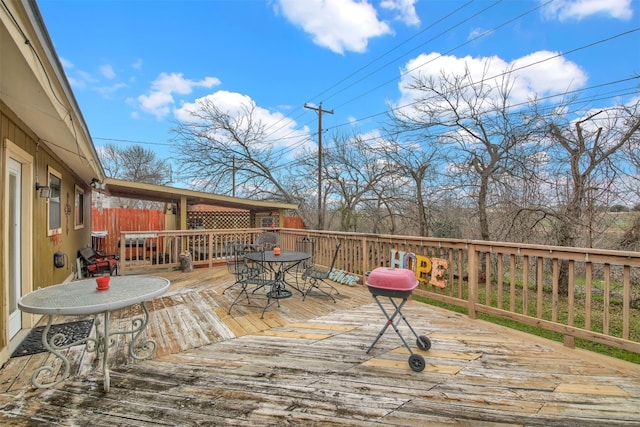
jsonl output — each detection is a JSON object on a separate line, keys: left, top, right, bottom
{"left": 327, "top": 242, "right": 341, "bottom": 274}
{"left": 226, "top": 242, "right": 265, "bottom": 277}
{"left": 226, "top": 242, "right": 248, "bottom": 276}
{"left": 77, "top": 246, "right": 119, "bottom": 277}
{"left": 78, "top": 246, "right": 98, "bottom": 262}
{"left": 255, "top": 232, "right": 279, "bottom": 249}
{"left": 305, "top": 242, "right": 341, "bottom": 279}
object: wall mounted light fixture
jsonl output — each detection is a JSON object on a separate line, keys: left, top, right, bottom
{"left": 35, "top": 182, "right": 51, "bottom": 199}
{"left": 90, "top": 178, "right": 106, "bottom": 190}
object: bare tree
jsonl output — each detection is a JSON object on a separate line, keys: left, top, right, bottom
{"left": 543, "top": 101, "right": 640, "bottom": 294}
{"left": 171, "top": 98, "right": 298, "bottom": 205}
{"left": 99, "top": 144, "right": 173, "bottom": 208}
{"left": 376, "top": 131, "right": 443, "bottom": 236}
{"left": 391, "top": 63, "right": 544, "bottom": 241}
{"left": 547, "top": 105, "right": 640, "bottom": 249}
{"left": 101, "top": 144, "right": 172, "bottom": 185}
{"left": 321, "top": 133, "right": 394, "bottom": 232}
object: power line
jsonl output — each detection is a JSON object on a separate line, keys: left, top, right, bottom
{"left": 329, "top": 0, "right": 555, "bottom": 114}
{"left": 275, "top": 77, "right": 639, "bottom": 171}
{"left": 94, "top": 4, "right": 638, "bottom": 185}
{"left": 307, "top": 0, "right": 483, "bottom": 104}
{"left": 94, "top": 137, "right": 174, "bottom": 146}
{"left": 261, "top": 0, "right": 557, "bottom": 158}
{"left": 258, "top": 1, "right": 485, "bottom": 149}
{"left": 323, "top": 28, "right": 640, "bottom": 133}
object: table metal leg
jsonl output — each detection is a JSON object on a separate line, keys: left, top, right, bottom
{"left": 109, "top": 302, "right": 157, "bottom": 360}
{"left": 91, "top": 303, "right": 156, "bottom": 392}
{"left": 87, "top": 311, "right": 113, "bottom": 392}
{"left": 31, "top": 303, "right": 156, "bottom": 392}
{"left": 102, "top": 311, "right": 110, "bottom": 392}
{"left": 30, "top": 316, "right": 72, "bottom": 389}
{"left": 281, "top": 261, "right": 305, "bottom": 295}
{"left": 31, "top": 315, "right": 104, "bottom": 389}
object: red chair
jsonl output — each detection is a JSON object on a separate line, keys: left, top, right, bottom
{"left": 77, "top": 246, "right": 119, "bottom": 277}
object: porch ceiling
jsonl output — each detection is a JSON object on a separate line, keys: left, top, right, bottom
{"left": 103, "top": 178, "right": 298, "bottom": 213}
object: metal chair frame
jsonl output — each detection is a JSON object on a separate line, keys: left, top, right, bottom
{"left": 302, "top": 242, "right": 341, "bottom": 303}
{"left": 255, "top": 232, "right": 280, "bottom": 249}
{"left": 223, "top": 243, "right": 270, "bottom": 315}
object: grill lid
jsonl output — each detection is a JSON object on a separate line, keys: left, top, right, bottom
{"left": 366, "top": 267, "right": 418, "bottom": 291}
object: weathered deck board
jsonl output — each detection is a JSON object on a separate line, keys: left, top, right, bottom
{"left": 1, "top": 267, "right": 639, "bottom": 426}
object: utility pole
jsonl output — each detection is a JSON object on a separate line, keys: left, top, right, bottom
{"left": 231, "top": 156, "right": 236, "bottom": 197}
{"left": 304, "top": 102, "right": 333, "bottom": 230}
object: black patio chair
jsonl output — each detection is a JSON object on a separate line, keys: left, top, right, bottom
{"left": 223, "top": 243, "right": 270, "bottom": 315}
{"left": 77, "top": 246, "right": 119, "bottom": 277}
{"left": 302, "top": 242, "right": 341, "bottom": 303}
{"left": 255, "top": 232, "right": 280, "bottom": 249}
{"left": 293, "top": 237, "right": 315, "bottom": 290}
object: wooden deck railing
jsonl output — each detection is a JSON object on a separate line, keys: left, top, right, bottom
{"left": 116, "top": 228, "right": 640, "bottom": 354}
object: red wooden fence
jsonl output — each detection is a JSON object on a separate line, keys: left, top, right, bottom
{"left": 284, "top": 216, "right": 305, "bottom": 229}
{"left": 92, "top": 208, "right": 166, "bottom": 255}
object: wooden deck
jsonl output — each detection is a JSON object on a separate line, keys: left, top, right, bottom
{"left": 1, "top": 267, "right": 639, "bottom": 426}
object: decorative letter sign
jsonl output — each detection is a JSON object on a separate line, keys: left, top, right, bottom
{"left": 389, "top": 249, "right": 448, "bottom": 289}
{"left": 428, "top": 258, "right": 448, "bottom": 288}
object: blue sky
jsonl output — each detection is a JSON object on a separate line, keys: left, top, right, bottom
{"left": 38, "top": 0, "right": 639, "bottom": 186}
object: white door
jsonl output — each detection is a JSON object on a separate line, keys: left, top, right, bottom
{"left": 8, "top": 158, "right": 22, "bottom": 338}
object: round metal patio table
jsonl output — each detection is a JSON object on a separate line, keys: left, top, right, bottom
{"left": 18, "top": 275, "right": 170, "bottom": 392}
{"left": 244, "top": 250, "right": 310, "bottom": 296}
{"left": 244, "top": 250, "right": 311, "bottom": 316}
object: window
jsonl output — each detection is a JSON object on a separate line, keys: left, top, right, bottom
{"left": 74, "top": 185, "right": 85, "bottom": 229}
{"left": 261, "top": 217, "right": 275, "bottom": 227}
{"left": 47, "top": 167, "right": 62, "bottom": 236}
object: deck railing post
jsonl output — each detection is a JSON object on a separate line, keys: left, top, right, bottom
{"left": 467, "top": 242, "right": 478, "bottom": 319}
{"left": 361, "top": 235, "right": 368, "bottom": 277}
{"left": 119, "top": 232, "right": 126, "bottom": 276}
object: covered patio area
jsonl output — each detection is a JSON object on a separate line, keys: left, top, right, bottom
{"left": 1, "top": 267, "right": 639, "bottom": 426}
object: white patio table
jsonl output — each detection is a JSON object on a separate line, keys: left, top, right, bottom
{"left": 18, "top": 275, "right": 170, "bottom": 392}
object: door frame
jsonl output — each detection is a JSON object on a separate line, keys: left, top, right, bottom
{"left": 8, "top": 157, "right": 22, "bottom": 338}
{"left": 3, "top": 139, "right": 34, "bottom": 344}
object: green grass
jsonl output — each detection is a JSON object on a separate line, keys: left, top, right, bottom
{"left": 415, "top": 295, "right": 640, "bottom": 364}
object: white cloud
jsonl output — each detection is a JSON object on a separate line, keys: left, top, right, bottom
{"left": 467, "top": 27, "right": 494, "bottom": 41}
{"left": 132, "top": 58, "right": 143, "bottom": 70}
{"left": 394, "top": 51, "right": 587, "bottom": 112}
{"left": 68, "top": 70, "right": 98, "bottom": 89}
{"left": 541, "top": 0, "right": 633, "bottom": 21}
{"left": 175, "top": 90, "right": 310, "bottom": 150}
{"left": 275, "top": 0, "right": 392, "bottom": 54}
{"left": 380, "top": 0, "right": 420, "bottom": 26}
{"left": 62, "top": 61, "right": 125, "bottom": 96}
{"left": 59, "top": 57, "right": 73, "bottom": 69}
{"left": 138, "top": 91, "right": 174, "bottom": 120}
{"left": 510, "top": 51, "right": 587, "bottom": 96}
{"left": 151, "top": 72, "right": 220, "bottom": 95}
{"left": 100, "top": 64, "right": 116, "bottom": 79}
{"left": 137, "top": 72, "right": 221, "bottom": 119}
{"left": 96, "top": 82, "right": 128, "bottom": 98}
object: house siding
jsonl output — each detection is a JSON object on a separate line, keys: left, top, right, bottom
{"left": 0, "top": 103, "right": 93, "bottom": 365}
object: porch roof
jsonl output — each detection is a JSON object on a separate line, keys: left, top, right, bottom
{"left": 103, "top": 177, "right": 298, "bottom": 213}
{"left": 1, "top": 2, "right": 103, "bottom": 183}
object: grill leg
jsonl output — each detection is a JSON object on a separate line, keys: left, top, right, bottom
{"left": 390, "top": 297, "right": 423, "bottom": 342}
{"left": 366, "top": 295, "right": 411, "bottom": 353}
